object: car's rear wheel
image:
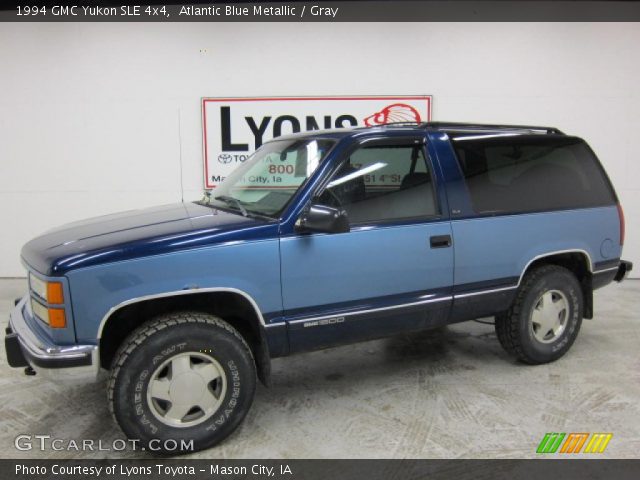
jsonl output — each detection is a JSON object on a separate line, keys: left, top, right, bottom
{"left": 107, "top": 312, "right": 256, "bottom": 455}
{"left": 495, "top": 265, "right": 583, "bottom": 364}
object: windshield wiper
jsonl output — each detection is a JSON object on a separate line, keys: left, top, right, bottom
{"left": 213, "top": 195, "right": 248, "bottom": 217}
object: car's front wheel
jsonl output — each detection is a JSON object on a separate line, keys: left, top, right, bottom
{"left": 107, "top": 312, "right": 256, "bottom": 455}
{"left": 495, "top": 265, "right": 583, "bottom": 364}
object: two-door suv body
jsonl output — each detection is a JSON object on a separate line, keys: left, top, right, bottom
{"left": 5, "top": 122, "right": 632, "bottom": 453}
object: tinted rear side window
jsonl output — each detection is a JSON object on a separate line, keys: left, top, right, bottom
{"left": 451, "top": 135, "right": 616, "bottom": 215}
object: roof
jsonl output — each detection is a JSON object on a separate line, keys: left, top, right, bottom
{"left": 423, "top": 122, "right": 564, "bottom": 135}
{"left": 266, "top": 121, "right": 564, "bottom": 144}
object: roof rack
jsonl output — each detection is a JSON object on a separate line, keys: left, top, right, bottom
{"left": 421, "top": 122, "right": 564, "bottom": 135}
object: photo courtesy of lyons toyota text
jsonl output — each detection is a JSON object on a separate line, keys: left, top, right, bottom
{"left": 0, "top": 1, "right": 639, "bottom": 476}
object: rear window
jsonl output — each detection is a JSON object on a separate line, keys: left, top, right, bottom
{"left": 451, "top": 134, "right": 616, "bottom": 215}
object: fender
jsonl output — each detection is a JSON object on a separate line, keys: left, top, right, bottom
{"left": 96, "top": 287, "right": 274, "bottom": 386}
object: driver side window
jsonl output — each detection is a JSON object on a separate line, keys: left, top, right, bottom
{"left": 318, "top": 141, "right": 438, "bottom": 224}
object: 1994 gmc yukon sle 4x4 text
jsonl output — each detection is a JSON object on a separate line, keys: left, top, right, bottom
{"left": 5, "top": 122, "right": 632, "bottom": 453}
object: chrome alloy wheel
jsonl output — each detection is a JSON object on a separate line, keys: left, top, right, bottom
{"left": 530, "top": 289, "right": 569, "bottom": 344}
{"left": 146, "top": 352, "right": 227, "bottom": 428}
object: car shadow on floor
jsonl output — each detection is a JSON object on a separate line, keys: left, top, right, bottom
{"left": 1, "top": 322, "right": 510, "bottom": 459}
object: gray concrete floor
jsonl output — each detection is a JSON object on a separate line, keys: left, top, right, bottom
{"left": 0, "top": 278, "right": 638, "bottom": 459}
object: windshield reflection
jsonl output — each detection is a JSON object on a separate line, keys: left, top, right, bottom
{"left": 201, "top": 138, "right": 335, "bottom": 218}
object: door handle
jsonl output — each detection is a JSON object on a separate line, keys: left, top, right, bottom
{"left": 430, "top": 235, "right": 452, "bottom": 248}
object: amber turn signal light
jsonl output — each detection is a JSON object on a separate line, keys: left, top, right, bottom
{"left": 47, "top": 282, "right": 64, "bottom": 304}
{"left": 48, "top": 308, "right": 66, "bottom": 328}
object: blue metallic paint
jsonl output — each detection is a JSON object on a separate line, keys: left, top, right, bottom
{"left": 66, "top": 237, "right": 282, "bottom": 344}
{"left": 280, "top": 287, "right": 452, "bottom": 322}
{"left": 287, "top": 297, "right": 452, "bottom": 353}
{"left": 280, "top": 222, "right": 454, "bottom": 313}
{"left": 13, "top": 125, "right": 624, "bottom": 364}
{"left": 277, "top": 132, "right": 455, "bottom": 348}
{"left": 450, "top": 207, "right": 621, "bottom": 289}
{"left": 21, "top": 202, "right": 275, "bottom": 276}
{"left": 427, "top": 131, "right": 468, "bottom": 218}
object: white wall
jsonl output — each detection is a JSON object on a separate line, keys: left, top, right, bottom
{"left": 1, "top": 22, "right": 638, "bottom": 277}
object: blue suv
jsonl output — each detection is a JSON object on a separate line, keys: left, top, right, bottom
{"left": 5, "top": 122, "right": 632, "bottom": 453}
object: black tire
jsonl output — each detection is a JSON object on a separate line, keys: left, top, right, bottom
{"left": 107, "top": 312, "right": 256, "bottom": 455}
{"left": 495, "top": 265, "right": 583, "bottom": 364}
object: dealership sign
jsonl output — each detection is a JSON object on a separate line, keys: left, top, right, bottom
{"left": 202, "top": 96, "right": 432, "bottom": 188}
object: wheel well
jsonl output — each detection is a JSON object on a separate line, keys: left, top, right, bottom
{"left": 523, "top": 251, "right": 593, "bottom": 318}
{"left": 99, "top": 292, "right": 272, "bottom": 385}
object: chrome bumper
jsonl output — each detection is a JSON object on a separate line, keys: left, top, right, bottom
{"left": 5, "top": 296, "right": 99, "bottom": 379}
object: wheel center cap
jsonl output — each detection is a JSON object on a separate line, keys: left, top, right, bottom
{"left": 169, "top": 372, "right": 205, "bottom": 404}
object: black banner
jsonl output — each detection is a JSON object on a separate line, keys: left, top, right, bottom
{"left": 2, "top": 1, "right": 640, "bottom": 22}
{"left": 3, "top": 459, "right": 640, "bottom": 480}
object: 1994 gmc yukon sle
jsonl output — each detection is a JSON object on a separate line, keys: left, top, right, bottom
{"left": 5, "top": 122, "right": 632, "bottom": 453}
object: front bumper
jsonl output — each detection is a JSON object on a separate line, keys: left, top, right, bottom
{"left": 5, "top": 296, "right": 98, "bottom": 378}
{"left": 614, "top": 260, "right": 633, "bottom": 282}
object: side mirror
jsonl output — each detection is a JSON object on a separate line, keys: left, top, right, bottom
{"left": 295, "top": 204, "right": 350, "bottom": 234}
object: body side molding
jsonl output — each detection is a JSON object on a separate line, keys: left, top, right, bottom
{"left": 286, "top": 294, "right": 453, "bottom": 325}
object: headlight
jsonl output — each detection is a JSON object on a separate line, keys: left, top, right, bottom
{"left": 30, "top": 298, "right": 66, "bottom": 329}
{"left": 30, "top": 297, "right": 49, "bottom": 322}
{"left": 29, "top": 274, "right": 64, "bottom": 304}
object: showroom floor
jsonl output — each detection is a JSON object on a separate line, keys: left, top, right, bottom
{"left": 0, "top": 278, "right": 638, "bottom": 459}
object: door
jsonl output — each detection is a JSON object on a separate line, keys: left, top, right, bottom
{"left": 280, "top": 136, "right": 454, "bottom": 353}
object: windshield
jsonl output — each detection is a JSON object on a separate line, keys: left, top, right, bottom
{"left": 200, "top": 138, "right": 335, "bottom": 218}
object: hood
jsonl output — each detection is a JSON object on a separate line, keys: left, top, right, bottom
{"left": 21, "top": 202, "right": 278, "bottom": 276}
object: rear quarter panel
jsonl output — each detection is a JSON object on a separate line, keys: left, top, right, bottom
{"left": 428, "top": 131, "right": 622, "bottom": 289}
{"left": 451, "top": 206, "right": 622, "bottom": 288}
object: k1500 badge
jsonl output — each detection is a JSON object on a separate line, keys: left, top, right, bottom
{"left": 303, "top": 316, "right": 345, "bottom": 328}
